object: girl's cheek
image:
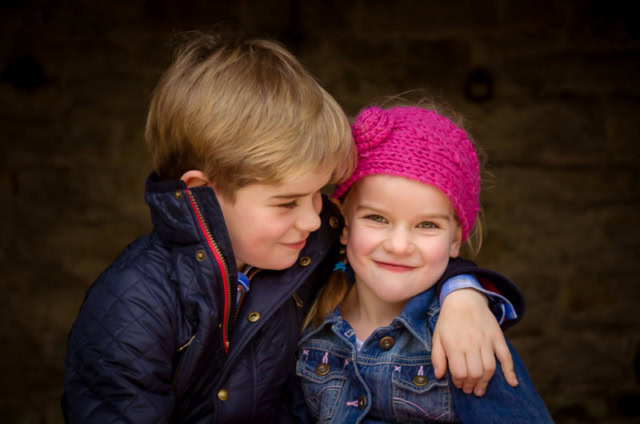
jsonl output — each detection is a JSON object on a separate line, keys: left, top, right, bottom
{"left": 349, "top": 228, "right": 377, "bottom": 257}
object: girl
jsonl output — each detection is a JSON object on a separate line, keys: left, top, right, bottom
{"left": 296, "top": 103, "right": 553, "bottom": 423}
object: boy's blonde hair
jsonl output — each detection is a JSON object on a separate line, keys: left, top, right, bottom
{"left": 145, "top": 32, "right": 355, "bottom": 199}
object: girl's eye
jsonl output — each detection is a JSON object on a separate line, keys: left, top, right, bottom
{"left": 279, "top": 200, "right": 299, "bottom": 209}
{"left": 417, "top": 221, "right": 438, "bottom": 229}
{"left": 364, "top": 214, "right": 387, "bottom": 223}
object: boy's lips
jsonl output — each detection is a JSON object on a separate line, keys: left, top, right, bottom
{"left": 281, "top": 239, "right": 307, "bottom": 250}
{"left": 374, "top": 260, "right": 416, "bottom": 273}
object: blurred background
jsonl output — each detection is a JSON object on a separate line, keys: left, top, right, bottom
{"left": 1, "top": 1, "right": 639, "bottom": 423}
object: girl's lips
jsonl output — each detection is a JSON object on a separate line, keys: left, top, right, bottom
{"left": 282, "top": 239, "right": 307, "bottom": 250}
{"left": 374, "top": 261, "right": 415, "bottom": 273}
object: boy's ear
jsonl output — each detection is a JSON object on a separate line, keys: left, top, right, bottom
{"left": 180, "top": 170, "right": 210, "bottom": 188}
{"left": 449, "top": 225, "right": 463, "bottom": 258}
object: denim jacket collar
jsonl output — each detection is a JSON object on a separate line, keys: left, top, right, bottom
{"left": 301, "top": 285, "right": 441, "bottom": 354}
{"left": 395, "top": 287, "right": 441, "bottom": 349}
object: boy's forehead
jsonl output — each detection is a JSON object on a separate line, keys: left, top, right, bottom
{"left": 246, "top": 169, "right": 333, "bottom": 196}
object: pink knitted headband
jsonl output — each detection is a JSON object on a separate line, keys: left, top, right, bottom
{"left": 333, "top": 105, "right": 480, "bottom": 241}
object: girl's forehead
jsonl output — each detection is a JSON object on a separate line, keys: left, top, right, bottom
{"left": 345, "top": 175, "right": 455, "bottom": 215}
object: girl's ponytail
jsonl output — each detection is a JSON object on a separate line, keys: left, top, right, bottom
{"left": 302, "top": 252, "right": 349, "bottom": 330}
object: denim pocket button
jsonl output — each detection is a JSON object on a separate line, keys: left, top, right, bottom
{"left": 391, "top": 364, "right": 455, "bottom": 422}
{"left": 379, "top": 336, "right": 395, "bottom": 350}
{"left": 358, "top": 395, "right": 367, "bottom": 409}
{"left": 413, "top": 375, "right": 428, "bottom": 386}
{"left": 315, "top": 363, "right": 331, "bottom": 376}
{"left": 297, "top": 353, "right": 347, "bottom": 422}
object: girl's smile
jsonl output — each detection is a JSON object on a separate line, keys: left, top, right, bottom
{"left": 373, "top": 260, "right": 416, "bottom": 272}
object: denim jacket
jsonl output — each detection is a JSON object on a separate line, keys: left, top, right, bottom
{"left": 296, "top": 270, "right": 553, "bottom": 423}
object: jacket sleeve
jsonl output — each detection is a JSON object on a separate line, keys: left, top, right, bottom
{"left": 451, "top": 338, "right": 554, "bottom": 423}
{"left": 62, "top": 270, "right": 178, "bottom": 423}
{"left": 435, "top": 257, "right": 526, "bottom": 330}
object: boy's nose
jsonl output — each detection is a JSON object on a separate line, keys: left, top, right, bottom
{"left": 295, "top": 196, "right": 322, "bottom": 233}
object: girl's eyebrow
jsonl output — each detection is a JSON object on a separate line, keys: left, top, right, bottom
{"left": 355, "top": 203, "right": 383, "bottom": 212}
{"left": 419, "top": 214, "right": 450, "bottom": 221}
{"left": 356, "top": 204, "right": 451, "bottom": 221}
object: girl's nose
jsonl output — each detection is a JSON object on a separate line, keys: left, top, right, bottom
{"left": 383, "top": 227, "right": 414, "bottom": 255}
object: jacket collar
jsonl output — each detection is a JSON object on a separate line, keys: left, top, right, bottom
{"left": 144, "top": 173, "right": 237, "bottom": 271}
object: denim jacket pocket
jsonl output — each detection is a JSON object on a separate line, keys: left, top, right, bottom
{"left": 391, "top": 364, "right": 457, "bottom": 423}
{"left": 296, "top": 350, "right": 348, "bottom": 422}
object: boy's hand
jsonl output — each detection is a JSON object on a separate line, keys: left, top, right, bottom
{"left": 432, "top": 288, "right": 519, "bottom": 396}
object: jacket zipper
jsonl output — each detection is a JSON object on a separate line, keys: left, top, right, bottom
{"left": 185, "top": 189, "right": 232, "bottom": 354}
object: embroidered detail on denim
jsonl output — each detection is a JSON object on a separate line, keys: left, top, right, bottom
{"left": 302, "top": 349, "right": 309, "bottom": 358}
{"left": 343, "top": 359, "right": 350, "bottom": 369}
{"left": 394, "top": 365, "right": 402, "bottom": 372}
{"left": 418, "top": 365, "right": 424, "bottom": 376}
{"left": 346, "top": 399, "right": 360, "bottom": 407}
{"left": 322, "top": 352, "right": 329, "bottom": 364}
{"left": 344, "top": 328, "right": 355, "bottom": 337}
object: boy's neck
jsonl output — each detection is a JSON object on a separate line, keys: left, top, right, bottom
{"left": 340, "top": 282, "right": 407, "bottom": 342}
{"left": 237, "top": 259, "right": 246, "bottom": 271}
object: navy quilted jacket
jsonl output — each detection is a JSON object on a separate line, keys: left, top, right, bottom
{"left": 62, "top": 174, "right": 343, "bottom": 423}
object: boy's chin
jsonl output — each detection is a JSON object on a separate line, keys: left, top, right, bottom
{"left": 268, "top": 257, "right": 299, "bottom": 271}
{"left": 247, "top": 254, "right": 300, "bottom": 271}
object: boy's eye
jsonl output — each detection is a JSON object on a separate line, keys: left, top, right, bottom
{"left": 364, "top": 214, "right": 387, "bottom": 223}
{"left": 417, "top": 221, "right": 438, "bottom": 229}
{"left": 278, "top": 200, "right": 299, "bottom": 209}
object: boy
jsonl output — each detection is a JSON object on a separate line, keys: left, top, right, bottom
{"left": 63, "top": 32, "right": 523, "bottom": 423}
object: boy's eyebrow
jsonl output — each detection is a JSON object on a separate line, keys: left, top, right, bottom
{"left": 271, "top": 192, "right": 313, "bottom": 199}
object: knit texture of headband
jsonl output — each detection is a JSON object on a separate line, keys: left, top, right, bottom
{"left": 333, "top": 105, "right": 480, "bottom": 241}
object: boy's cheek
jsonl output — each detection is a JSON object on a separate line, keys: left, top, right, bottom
{"left": 313, "top": 192, "right": 323, "bottom": 214}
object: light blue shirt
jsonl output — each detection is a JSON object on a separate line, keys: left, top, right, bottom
{"left": 440, "top": 274, "right": 518, "bottom": 324}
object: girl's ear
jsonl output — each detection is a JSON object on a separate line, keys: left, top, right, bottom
{"left": 449, "top": 225, "right": 463, "bottom": 258}
{"left": 180, "top": 170, "right": 210, "bottom": 188}
{"left": 339, "top": 220, "right": 350, "bottom": 245}
{"left": 334, "top": 197, "right": 350, "bottom": 245}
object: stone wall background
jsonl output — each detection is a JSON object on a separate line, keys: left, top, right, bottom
{"left": 1, "top": 1, "right": 639, "bottom": 422}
